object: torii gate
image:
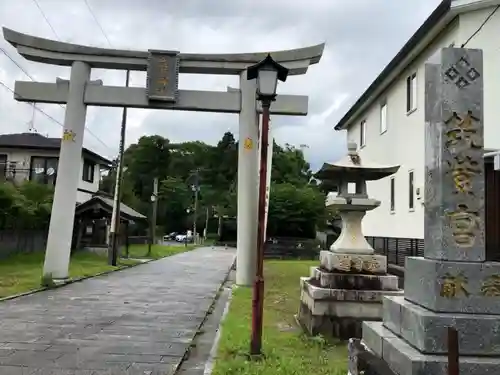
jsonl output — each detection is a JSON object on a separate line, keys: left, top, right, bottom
{"left": 3, "top": 28, "right": 324, "bottom": 286}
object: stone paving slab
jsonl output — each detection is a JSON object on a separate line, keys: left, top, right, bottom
{"left": 0, "top": 246, "right": 236, "bottom": 374}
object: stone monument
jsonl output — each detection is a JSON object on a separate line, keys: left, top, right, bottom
{"left": 348, "top": 48, "right": 500, "bottom": 374}
{"left": 297, "top": 143, "right": 403, "bottom": 339}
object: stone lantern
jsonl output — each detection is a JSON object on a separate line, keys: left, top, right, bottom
{"left": 319, "top": 142, "right": 399, "bottom": 256}
{"left": 296, "top": 142, "right": 403, "bottom": 339}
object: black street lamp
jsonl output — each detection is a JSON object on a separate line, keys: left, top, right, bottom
{"left": 247, "top": 53, "right": 289, "bottom": 105}
{"left": 246, "top": 54, "right": 289, "bottom": 357}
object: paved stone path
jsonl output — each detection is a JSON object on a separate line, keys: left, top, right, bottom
{"left": 0, "top": 246, "right": 236, "bottom": 375}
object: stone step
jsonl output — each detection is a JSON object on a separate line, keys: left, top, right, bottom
{"left": 311, "top": 267, "right": 399, "bottom": 291}
{"left": 362, "top": 321, "right": 500, "bottom": 375}
{"left": 382, "top": 295, "right": 500, "bottom": 356}
{"left": 298, "top": 278, "right": 402, "bottom": 341}
{"left": 301, "top": 277, "right": 403, "bottom": 302}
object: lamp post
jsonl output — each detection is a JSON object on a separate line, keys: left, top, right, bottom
{"left": 246, "top": 54, "right": 289, "bottom": 356}
{"left": 148, "top": 185, "right": 158, "bottom": 256}
{"left": 191, "top": 183, "right": 199, "bottom": 244}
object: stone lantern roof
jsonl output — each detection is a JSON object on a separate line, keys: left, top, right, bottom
{"left": 314, "top": 142, "right": 400, "bottom": 182}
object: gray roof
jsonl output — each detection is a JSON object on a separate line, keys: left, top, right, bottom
{"left": 0, "top": 132, "right": 113, "bottom": 166}
{"left": 75, "top": 194, "right": 146, "bottom": 222}
{"left": 95, "top": 196, "right": 146, "bottom": 220}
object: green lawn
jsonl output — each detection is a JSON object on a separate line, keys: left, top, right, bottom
{"left": 0, "top": 251, "right": 138, "bottom": 298}
{"left": 125, "top": 243, "right": 197, "bottom": 259}
{"left": 213, "top": 260, "right": 348, "bottom": 375}
{"left": 0, "top": 243, "right": 196, "bottom": 298}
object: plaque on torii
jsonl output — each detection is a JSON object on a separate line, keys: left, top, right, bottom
{"left": 146, "top": 50, "right": 179, "bottom": 102}
{"left": 1, "top": 26, "right": 325, "bottom": 286}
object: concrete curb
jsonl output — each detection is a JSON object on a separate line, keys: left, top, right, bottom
{"left": 0, "top": 257, "right": 156, "bottom": 303}
{"left": 204, "top": 284, "right": 234, "bottom": 375}
{"left": 174, "top": 254, "right": 237, "bottom": 374}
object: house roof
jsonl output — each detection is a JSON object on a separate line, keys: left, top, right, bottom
{"left": 0, "top": 132, "right": 113, "bottom": 167}
{"left": 334, "top": 0, "right": 500, "bottom": 131}
{"left": 75, "top": 195, "right": 147, "bottom": 222}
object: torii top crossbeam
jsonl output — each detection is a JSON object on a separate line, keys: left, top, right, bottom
{"left": 1, "top": 28, "right": 325, "bottom": 284}
{"left": 3, "top": 27, "right": 324, "bottom": 75}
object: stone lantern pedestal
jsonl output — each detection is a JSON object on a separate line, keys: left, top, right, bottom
{"left": 296, "top": 143, "right": 403, "bottom": 339}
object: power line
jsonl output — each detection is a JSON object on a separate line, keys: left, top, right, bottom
{"left": 0, "top": 81, "right": 64, "bottom": 126}
{"left": 461, "top": 5, "right": 500, "bottom": 47}
{"left": 82, "top": 0, "right": 113, "bottom": 47}
{"left": 0, "top": 55, "right": 114, "bottom": 154}
{"left": 0, "top": 47, "right": 36, "bottom": 81}
{"left": 32, "top": 0, "right": 61, "bottom": 41}
{"left": 0, "top": 1, "right": 118, "bottom": 155}
{"left": 0, "top": 80, "right": 116, "bottom": 158}
{"left": 25, "top": 0, "right": 116, "bottom": 154}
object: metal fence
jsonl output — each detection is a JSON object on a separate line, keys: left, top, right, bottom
{"left": 366, "top": 236, "right": 424, "bottom": 267}
{"left": 215, "top": 237, "right": 323, "bottom": 260}
{"left": 264, "top": 237, "right": 322, "bottom": 259}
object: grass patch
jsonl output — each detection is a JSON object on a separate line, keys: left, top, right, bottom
{"left": 213, "top": 260, "right": 347, "bottom": 375}
{"left": 125, "top": 243, "right": 197, "bottom": 260}
{"left": 0, "top": 251, "right": 140, "bottom": 298}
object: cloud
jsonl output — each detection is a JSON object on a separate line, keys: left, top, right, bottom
{"left": 0, "top": 0, "right": 442, "bottom": 170}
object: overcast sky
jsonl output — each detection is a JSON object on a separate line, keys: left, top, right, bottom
{"left": 0, "top": 0, "right": 441, "bottom": 171}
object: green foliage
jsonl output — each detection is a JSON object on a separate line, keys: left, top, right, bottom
{"left": 158, "top": 176, "right": 192, "bottom": 233}
{"left": 105, "top": 131, "right": 327, "bottom": 238}
{"left": 41, "top": 273, "right": 56, "bottom": 288}
{"left": 272, "top": 142, "right": 312, "bottom": 186}
{"left": 268, "top": 183, "right": 326, "bottom": 238}
{"left": 123, "top": 135, "right": 170, "bottom": 202}
{"left": 0, "top": 181, "right": 54, "bottom": 229}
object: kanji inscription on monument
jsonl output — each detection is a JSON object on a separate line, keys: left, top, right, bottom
{"left": 424, "top": 48, "right": 484, "bottom": 262}
{"left": 146, "top": 49, "right": 179, "bottom": 102}
{"left": 352, "top": 47, "right": 500, "bottom": 375}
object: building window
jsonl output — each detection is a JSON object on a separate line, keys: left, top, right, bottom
{"left": 380, "top": 101, "right": 388, "bottom": 134}
{"left": 406, "top": 72, "right": 417, "bottom": 113}
{"left": 30, "top": 156, "right": 58, "bottom": 186}
{"left": 409, "top": 170, "right": 415, "bottom": 211}
{"left": 0, "top": 154, "right": 6, "bottom": 180}
{"left": 390, "top": 177, "right": 395, "bottom": 213}
{"left": 82, "top": 159, "right": 95, "bottom": 183}
{"left": 360, "top": 120, "right": 366, "bottom": 147}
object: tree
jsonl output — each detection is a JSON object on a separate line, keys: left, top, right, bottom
{"left": 0, "top": 181, "right": 54, "bottom": 229}
{"left": 158, "top": 176, "right": 192, "bottom": 233}
{"left": 271, "top": 142, "right": 312, "bottom": 186}
{"left": 16, "top": 181, "right": 53, "bottom": 229}
{"left": 267, "top": 183, "right": 326, "bottom": 238}
{"left": 168, "top": 141, "right": 212, "bottom": 181}
{"left": 107, "top": 130, "right": 325, "bottom": 239}
{"left": 123, "top": 135, "right": 170, "bottom": 202}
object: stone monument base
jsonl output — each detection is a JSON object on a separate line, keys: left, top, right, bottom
{"left": 297, "top": 265, "right": 402, "bottom": 340}
{"left": 348, "top": 294, "right": 500, "bottom": 375}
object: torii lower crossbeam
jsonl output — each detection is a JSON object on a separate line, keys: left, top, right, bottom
{"left": 14, "top": 81, "right": 308, "bottom": 116}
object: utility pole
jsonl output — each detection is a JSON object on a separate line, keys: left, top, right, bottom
{"left": 108, "top": 70, "right": 130, "bottom": 266}
{"left": 204, "top": 206, "right": 210, "bottom": 242}
{"left": 148, "top": 176, "right": 159, "bottom": 256}
{"left": 192, "top": 170, "right": 199, "bottom": 244}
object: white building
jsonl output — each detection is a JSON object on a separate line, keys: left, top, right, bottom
{"left": 0, "top": 132, "right": 112, "bottom": 203}
{"left": 334, "top": 0, "right": 500, "bottom": 243}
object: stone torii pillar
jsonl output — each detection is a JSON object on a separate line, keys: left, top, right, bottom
{"left": 2, "top": 27, "right": 324, "bottom": 282}
{"left": 43, "top": 61, "right": 90, "bottom": 279}
{"left": 236, "top": 74, "right": 259, "bottom": 286}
